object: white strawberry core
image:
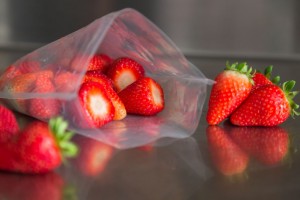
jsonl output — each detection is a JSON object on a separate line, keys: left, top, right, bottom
{"left": 117, "top": 70, "right": 135, "bottom": 90}
{"left": 151, "top": 83, "right": 162, "bottom": 105}
{"left": 89, "top": 94, "right": 109, "bottom": 116}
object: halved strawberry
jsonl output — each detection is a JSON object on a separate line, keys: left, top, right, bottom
{"left": 83, "top": 71, "right": 126, "bottom": 120}
{"left": 106, "top": 57, "right": 145, "bottom": 92}
{"left": 118, "top": 77, "right": 164, "bottom": 116}
{"left": 75, "top": 81, "right": 115, "bottom": 128}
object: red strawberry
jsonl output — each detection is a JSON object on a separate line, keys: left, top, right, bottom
{"left": 251, "top": 65, "right": 280, "bottom": 92}
{"left": 206, "top": 62, "right": 253, "bottom": 125}
{"left": 28, "top": 76, "right": 61, "bottom": 120}
{"left": 3, "top": 70, "right": 54, "bottom": 112}
{"left": 54, "top": 70, "right": 80, "bottom": 92}
{"left": 0, "top": 117, "right": 78, "bottom": 174}
{"left": 83, "top": 70, "right": 114, "bottom": 88}
{"left": 86, "top": 54, "right": 113, "bottom": 72}
{"left": 206, "top": 125, "right": 249, "bottom": 176}
{"left": 227, "top": 125, "right": 290, "bottom": 166}
{"left": 230, "top": 80, "right": 299, "bottom": 126}
{"left": 83, "top": 71, "right": 126, "bottom": 120}
{"left": 0, "top": 105, "right": 19, "bottom": 142}
{"left": 17, "top": 60, "right": 41, "bottom": 74}
{"left": 73, "top": 135, "right": 114, "bottom": 176}
{"left": 74, "top": 81, "right": 115, "bottom": 128}
{"left": 0, "top": 65, "right": 22, "bottom": 89}
{"left": 118, "top": 77, "right": 164, "bottom": 116}
{"left": 71, "top": 53, "right": 112, "bottom": 73}
{"left": 106, "top": 57, "right": 145, "bottom": 92}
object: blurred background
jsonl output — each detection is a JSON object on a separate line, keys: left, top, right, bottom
{"left": 1, "top": 0, "right": 300, "bottom": 56}
{"left": 0, "top": 0, "right": 299, "bottom": 75}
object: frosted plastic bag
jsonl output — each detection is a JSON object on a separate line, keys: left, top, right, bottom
{"left": 0, "top": 8, "right": 213, "bottom": 149}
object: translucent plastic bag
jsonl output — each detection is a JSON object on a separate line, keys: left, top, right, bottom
{"left": 0, "top": 8, "right": 213, "bottom": 149}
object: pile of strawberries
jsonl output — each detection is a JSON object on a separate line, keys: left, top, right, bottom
{"left": 0, "top": 54, "right": 165, "bottom": 129}
{"left": 206, "top": 62, "right": 299, "bottom": 126}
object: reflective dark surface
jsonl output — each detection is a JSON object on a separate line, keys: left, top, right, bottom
{"left": 1, "top": 1, "right": 300, "bottom": 199}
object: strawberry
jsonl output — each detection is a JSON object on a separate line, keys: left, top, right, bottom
{"left": 73, "top": 135, "right": 114, "bottom": 176}
{"left": 0, "top": 65, "right": 22, "bottom": 89}
{"left": 71, "top": 53, "right": 112, "bottom": 73}
{"left": 106, "top": 57, "right": 145, "bottom": 92}
{"left": 28, "top": 76, "right": 61, "bottom": 120}
{"left": 86, "top": 54, "right": 113, "bottom": 72}
{"left": 118, "top": 77, "right": 164, "bottom": 116}
{"left": 206, "top": 125, "right": 249, "bottom": 176}
{"left": 73, "top": 81, "right": 115, "bottom": 128}
{"left": 3, "top": 70, "right": 54, "bottom": 112}
{"left": 83, "top": 71, "right": 126, "bottom": 120}
{"left": 17, "top": 60, "right": 41, "bottom": 74}
{"left": 206, "top": 62, "right": 253, "bottom": 125}
{"left": 83, "top": 70, "right": 114, "bottom": 88}
{"left": 0, "top": 117, "right": 78, "bottom": 174}
{"left": 0, "top": 105, "right": 19, "bottom": 142}
{"left": 54, "top": 70, "right": 80, "bottom": 92}
{"left": 230, "top": 80, "right": 299, "bottom": 126}
{"left": 251, "top": 65, "right": 280, "bottom": 92}
{"left": 227, "top": 125, "right": 290, "bottom": 166}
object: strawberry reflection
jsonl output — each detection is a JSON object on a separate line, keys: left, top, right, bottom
{"left": 72, "top": 135, "right": 114, "bottom": 177}
{"left": 223, "top": 123, "right": 290, "bottom": 166}
{"left": 0, "top": 172, "right": 65, "bottom": 200}
{"left": 206, "top": 126, "right": 249, "bottom": 176}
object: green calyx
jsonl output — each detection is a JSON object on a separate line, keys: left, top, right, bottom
{"left": 49, "top": 116, "right": 78, "bottom": 158}
{"left": 225, "top": 61, "right": 254, "bottom": 83}
{"left": 282, "top": 80, "right": 300, "bottom": 117}
{"left": 262, "top": 65, "right": 280, "bottom": 85}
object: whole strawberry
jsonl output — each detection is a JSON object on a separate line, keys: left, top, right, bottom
{"left": 251, "top": 65, "right": 280, "bottom": 92}
{"left": 0, "top": 117, "right": 78, "bottom": 174}
{"left": 206, "top": 62, "right": 253, "bottom": 125}
{"left": 0, "top": 104, "right": 19, "bottom": 142}
{"left": 230, "top": 80, "right": 299, "bottom": 126}
{"left": 206, "top": 125, "right": 249, "bottom": 176}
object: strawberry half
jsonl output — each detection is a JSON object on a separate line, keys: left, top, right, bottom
{"left": 206, "top": 62, "right": 253, "bottom": 125}
{"left": 83, "top": 71, "right": 126, "bottom": 120}
{"left": 106, "top": 57, "right": 145, "bottom": 92}
{"left": 75, "top": 81, "right": 115, "bottom": 128}
{"left": 118, "top": 77, "right": 164, "bottom": 116}
{"left": 230, "top": 80, "right": 299, "bottom": 126}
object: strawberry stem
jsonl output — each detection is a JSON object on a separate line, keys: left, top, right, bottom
{"left": 282, "top": 81, "right": 300, "bottom": 118}
{"left": 225, "top": 61, "right": 254, "bottom": 83}
{"left": 49, "top": 116, "right": 78, "bottom": 158}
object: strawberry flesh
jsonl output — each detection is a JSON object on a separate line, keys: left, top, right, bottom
{"left": 106, "top": 57, "right": 145, "bottom": 92}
